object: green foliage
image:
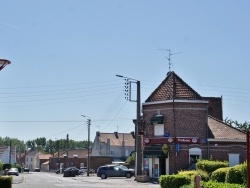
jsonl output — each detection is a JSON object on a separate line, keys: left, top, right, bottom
{"left": 0, "top": 136, "right": 92, "bottom": 155}
{"left": 224, "top": 117, "right": 250, "bottom": 132}
{"left": 210, "top": 167, "right": 229, "bottom": 182}
{"left": 159, "top": 174, "right": 191, "bottom": 188}
{"left": 225, "top": 164, "right": 246, "bottom": 185}
{"left": 0, "top": 160, "right": 3, "bottom": 171}
{"left": 3, "top": 164, "right": 11, "bottom": 170}
{"left": 201, "top": 181, "right": 245, "bottom": 188}
{"left": 13, "top": 164, "right": 22, "bottom": 173}
{"left": 0, "top": 176, "right": 12, "bottom": 188}
{"left": 178, "top": 169, "right": 209, "bottom": 182}
{"left": 125, "top": 152, "right": 135, "bottom": 167}
{"left": 196, "top": 159, "right": 228, "bottom": 175}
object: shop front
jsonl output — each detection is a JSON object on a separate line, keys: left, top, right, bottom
{"left": 143, "top": 144, "right": 169, "bottom": 178}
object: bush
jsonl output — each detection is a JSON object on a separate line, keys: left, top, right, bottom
{"left": 201, "top": 180, "right": 245, "bottom": 188}
{"left": 0, "top": 176, "right": 12, "bottom": 188}
{"left": 210, "top": 167, "right": 229, "bottom": 182}
{"left": 3, "top": 164, "right": 11, "bottom": 171}
{"left": 178, "top": 169, "right": 209, "bottom": 183}
{"left": 159, "top": 174, "right": 191, "bottom": 188}
{"left": 0, "top": 161, "right": 3, "bottom": 171}
{"left": 225, "top": 164, "right": 246, "bottom": 185}
{"left": 196, "top": 160, "right": 228, "bottom": 175}
{"left": 13, "top": 164, "right": 22, "bottom": 173}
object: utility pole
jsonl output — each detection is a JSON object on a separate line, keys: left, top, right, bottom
{"left": 56, "top": 139, "right": 60, "bottom": 170}
{"left": 87, "top": 118, "right": 91, "bottom": 176}
{"left": 9, "top": 140, "right": 12, "bottom": 164}
{"left": 66, "top": 134, "right": 69, "bottom": 168}
{"left": 116, "top": 75, "right": 142, "bottom": 176}
{"left": 82, "top": 115, "right": 91, "bottom": 176}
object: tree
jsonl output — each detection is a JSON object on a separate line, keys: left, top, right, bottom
{"left": 125, "top": 152, "right": 135, "bottom": 168}
{"left": 224, "top": 117, "right": 250, "bottom": 132}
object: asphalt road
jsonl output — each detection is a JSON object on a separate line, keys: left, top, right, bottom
{"left": 12, "top": 172, "right": 160, "bottom": 188}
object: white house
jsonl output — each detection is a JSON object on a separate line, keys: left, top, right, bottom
{"left": 91, "top": 132, "right": 135, "bottom": 162}
{"left": 0, "top": 146, "right": 16, "bottom": 164}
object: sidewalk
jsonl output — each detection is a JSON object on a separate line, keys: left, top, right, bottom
{"left": 12, "top": 174, "right": 24, "bottom": 184}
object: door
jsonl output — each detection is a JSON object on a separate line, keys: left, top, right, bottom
{"left": 152, "top": 158, "right": 159, "bottom": 178}
{"left": 229, "top": 154, "right": 239, "bottom": 167}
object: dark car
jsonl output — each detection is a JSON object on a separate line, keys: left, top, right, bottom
{"left": 97, "top": 165, "right": 135, "bottom": 179}
{"left": 63, "top": 167, "right": 81, "bottom": 176}
{"left": 7, "top": 168, "right": 19, "bottom": 176}
{"left": 23, "top": 167, "right": 29, "bottom": 173}
{"left": 56, "top": 168, "right": 65, "bottom": 174}
{"left": 34, "top": 168, "right": 40, "bottom": 172}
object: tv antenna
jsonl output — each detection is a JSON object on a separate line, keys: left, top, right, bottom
{"left": 158, "top": 49, "right": 182, "bottom": 72}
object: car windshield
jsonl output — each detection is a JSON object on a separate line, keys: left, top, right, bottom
{"left": 10, "top": 168, "right": 18, "bottom": 171}
{"left": 118, "top": 165, "right": 128, "bottom": 169}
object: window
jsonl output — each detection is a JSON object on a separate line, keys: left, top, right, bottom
{"left": 26, "top": 158, "right": 28, "bottom": 162}
{"left": 31, "top": 157, "right": 33, "bottom": 162}
{"left": 110, "top": 150, "right": 114, "bottom": 156}
{"left": 189, "top": 148, "right": 201, "bottom": 164}
{"left": 154, "top": 124, "right": 164, "bottom": 136}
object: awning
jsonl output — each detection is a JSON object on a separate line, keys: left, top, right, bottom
{"left": 150, "top": 115, "right": 164, "bottom": 125}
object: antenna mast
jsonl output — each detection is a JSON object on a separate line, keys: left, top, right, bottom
{"left": 158, "top": 49, "right": 182, "bottom": 72}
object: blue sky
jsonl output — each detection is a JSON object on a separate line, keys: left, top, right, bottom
{"left": 0, "top": 1, "right": 249, "bottom": 143}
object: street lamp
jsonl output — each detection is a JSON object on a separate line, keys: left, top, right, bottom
{"left": 0, "top": 59, "right": 11, "bottom": 71}
{"left": 81, "top": 115, "right": 91, "bottom": 176}
{"left": 116, "top": 74, "right": 142, "bottom": 176}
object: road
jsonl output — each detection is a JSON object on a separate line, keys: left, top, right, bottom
{"left": 12, "top": 172, "right": 160, "bottom": 188}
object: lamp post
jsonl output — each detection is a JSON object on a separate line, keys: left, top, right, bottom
{"left": 0, "top": 59, "right": 11, "bottom": 71}
{"left": 81, "top": 115, "right": 91, "bottom": 176}
{"left": 116, "top": 74, "right": 142, "bottom": 176}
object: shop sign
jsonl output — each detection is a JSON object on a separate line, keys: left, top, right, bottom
{"left": 144, "top": 137, "right": 200, "bottom": 145}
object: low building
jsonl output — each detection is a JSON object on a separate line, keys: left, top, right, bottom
{"left": 91, "top": 131, "right": 135, "bottom": 162}
{"left": 25, "top": 150, "right": 52, "bottom": 171}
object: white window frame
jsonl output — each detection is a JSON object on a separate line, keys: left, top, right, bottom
{"left": 154, "top": 124, "right": 164, "bottom": 136}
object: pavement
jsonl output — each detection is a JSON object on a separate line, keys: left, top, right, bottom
{"left": 12, "top": 174, "right": 24, "bottom": 184}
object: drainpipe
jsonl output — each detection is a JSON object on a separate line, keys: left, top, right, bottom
{"left": 206, "top": 101, "right": 210, "bottom": 159}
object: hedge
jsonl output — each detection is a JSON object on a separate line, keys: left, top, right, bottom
{"left": 210, "top": 167, "right": 229, "bottom": 182}
{"left": 196, "top": 160, "right": 228, "bottom": 175}
{"left": 178, "top": 169, "right": 209, "bottom": 182}
{"left": 0, "top": 176, "right": 12, "bottom": 188}
{"left": 159, "top": 174, "right": 191, "bottom": 188}
{"left": 225, "top": 164, "right": 246, "bottom": 185}
{"left": 201, "top": 181, "right": 245, "bottom": 188}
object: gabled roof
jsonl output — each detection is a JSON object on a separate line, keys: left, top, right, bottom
{"left": 0, "top": 146, "right": 16, "bottom": 157}
{"left": 39, "top": 153, "right": 53, "bottom": 160}
{"left": 26, "top": 150, "right": 39, "bottom": 156}
{"left": 146, "top": 71, "right": 202, "bottom": 102}
{"left": 98, "top": 133, "right": 135, "bottom": 147}
{"left": 208, "top": 116, "right": 246, "bottom": 140}
{"left": 54, "top": 149, "right": 88, "bottom": 158}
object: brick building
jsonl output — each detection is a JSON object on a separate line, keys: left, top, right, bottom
{"left": 142, "top": 71, "right": 246, "bottom": 178}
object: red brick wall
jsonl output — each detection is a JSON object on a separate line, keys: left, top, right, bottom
{"left": 143, "top": 102, "right": 208, "bottom": 138}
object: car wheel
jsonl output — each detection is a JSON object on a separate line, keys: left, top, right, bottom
{"left": 125, "top": 173, "right": 131, "bottom": 178}
{"left": 100, "top": 174, "right": 107, "bottom": 179}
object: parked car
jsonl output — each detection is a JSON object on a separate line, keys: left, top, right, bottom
{"left": 80, "top": 167, "right": 87, "bottom": 172}
{"left": 56, "top": 168, "right": 65, "bottom": 174}
{"left": 63, "top": 167, "right": 82, "bottom": 176}
{"left": 7, "top": 168, "right": 19, "bottom": 176}
{"left": 23, "top": 167, "right": 29, "bottom": 173}
{"left": 97, "top": 165, "right": 135, "bottom": 179}
{"left": 34, "top": 168, "right": 40, "bottom": 172}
